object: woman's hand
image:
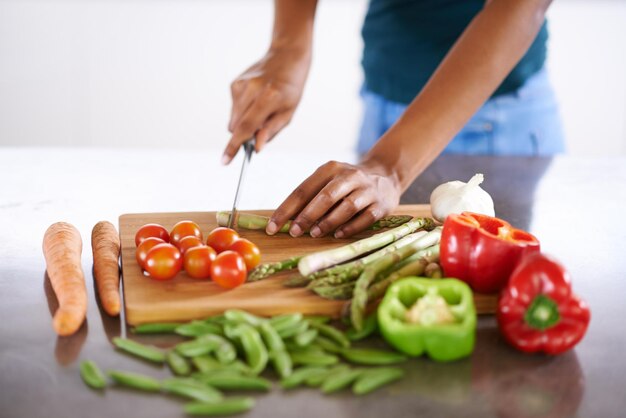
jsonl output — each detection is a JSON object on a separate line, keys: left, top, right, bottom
{"left": 267, "top": 160, "right": 402, "bottom": 238}
{"left": 223, "top": 47, "right": 311, "bottom": 164}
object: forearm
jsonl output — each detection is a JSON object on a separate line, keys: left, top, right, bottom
{"left": 362, "top": 0, "right": 552, "bottom": 191}
{"left": 270, "top": 0, "right": 318, "bottom": 52}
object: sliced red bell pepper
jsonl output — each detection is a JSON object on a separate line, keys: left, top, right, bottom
{"left": 440, "top": 212, "right": 540, "bottom": 293}
{"left": 497, "top": 252, "right": 591, "bottom": 355}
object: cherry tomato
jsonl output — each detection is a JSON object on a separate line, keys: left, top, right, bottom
{"left": 210, "top": 250, "right": 246, "bottom": 289}
{"left": 170, "top": 220, "right": 203, "bottom": 247}
{"left": 206, "top": 227, "right": 239, "bottom": 254}
{"left": 135, "top": 223, "right": 170, "bottom": 246}
{"left": 184, "top": 246, "right": 217, "bottom": 279}
{"left": 177, "top": 235, "right": 204, "bottom": 255}
{"left": 136, "top": 237, "right": 166, "bottom": 268}
{"left": 144, "top": 243, "right": 182, "bottom": 281}
{"left": 228, "top": 238, "right": 261, "bottom": 270}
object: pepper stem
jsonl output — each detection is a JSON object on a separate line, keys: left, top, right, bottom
{"left": 524, "top": 295, "right": 560, "bottom": 330}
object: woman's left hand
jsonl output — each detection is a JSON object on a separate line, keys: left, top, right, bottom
{"left": 266, "top": 160, "right": 402, "bottom": 238}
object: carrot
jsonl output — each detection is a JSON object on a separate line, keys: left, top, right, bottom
{"left": 91, "top": 221, "right": 121, "bottom": 316}
{"left": 42, "top": 222, "right": 87, "bottom": 336}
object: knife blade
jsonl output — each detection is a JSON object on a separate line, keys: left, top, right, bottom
{"left": 227, "top": 138, "right": 255, "bottom": 230}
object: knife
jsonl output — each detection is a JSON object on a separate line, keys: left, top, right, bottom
{"left": 227, "top": 138, "right": 255, "bottom": 230}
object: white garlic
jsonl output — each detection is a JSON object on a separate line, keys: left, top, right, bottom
{"left": 429, "top": 173, "right": 495, "bottom": 222}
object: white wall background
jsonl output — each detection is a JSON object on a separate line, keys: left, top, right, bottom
{"left": 1, "top": 0, "right": 625, "bottom": 156}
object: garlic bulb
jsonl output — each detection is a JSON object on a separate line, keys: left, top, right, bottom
{"left": 430, "top": 173, "right": 495, "bottom": 222}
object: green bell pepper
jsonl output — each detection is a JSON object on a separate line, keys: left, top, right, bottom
{"left": 377, "top": 277, "right": 476, "bottom": 362}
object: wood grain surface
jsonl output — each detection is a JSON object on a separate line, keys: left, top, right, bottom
{"left": 119, "top": 205, "right": 496, "bottom": 325}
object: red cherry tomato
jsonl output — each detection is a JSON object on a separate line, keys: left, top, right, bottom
{"left": 136, "top": 237, "right": 166, "bottom": 268}
{"left": 206, "top": 227, "right": 239, "bottom": 254}
{"left": 184, "top": 246, "right": 217, "bottom": 279}
{"left": 170, "top": 220, "right": 203, "bottom": 247}
{"left": 210, "top": 250, "right": 246, "bottom": 289}
{"left": 135, "top": 223, "right": 170, "bottom": 246}
{"left": 177, "top": 235, "right": 204, "bottom": 255}
{"left": 144, "top": 243, "right": 182, "bottom": 280}
{"left": 228, "top": 238, "right": 261, "bottom": 270}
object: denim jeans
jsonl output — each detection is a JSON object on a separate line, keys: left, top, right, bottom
{"left": 356, "top": 68, "right": 566, "bottom": 156}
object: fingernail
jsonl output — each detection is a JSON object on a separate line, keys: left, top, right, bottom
{"left": 266, "top": 221, "right": 278, "bottom": 235}
{"left": 310, "top": 226, "right": 321, "bottom": 238}
{"left": 334, "top": 230, "right": 344, "bottom": 239}
{"left": 221, "top": 154, "right": 230, "bottom": 165}
{"left": 290, "top": 224, "right": 302, "bottom": 237}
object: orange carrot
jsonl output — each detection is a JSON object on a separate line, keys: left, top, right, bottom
{"left": 42, "top": 222, "right": 87, "bottom": 336}
{"left": 91, "top": 221, "right": 121, "bottom": 316}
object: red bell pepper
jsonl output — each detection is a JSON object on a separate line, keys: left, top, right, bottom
{"left": 497, "top": 252, "right": 591, "bottom": 355}
{"left": 440, "top": 212, "right": 540, "bottom": 293}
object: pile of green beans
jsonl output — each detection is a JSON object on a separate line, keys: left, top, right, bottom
{"left": 80, "top": 309, "right": 407, "bottom": 416}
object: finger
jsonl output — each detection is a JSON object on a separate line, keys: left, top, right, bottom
{"left": 229, "top": 79, "right": 261, "bottom": 132}
{"left": 267, "top": 162, "right": 340, "bottom": 235}
{"left": 290, "top": 178, "right": 358, "bottom": 237}
{"left": 334, "top": 204, "right": 386, "bottom": 238}
{"left": 310, "top": 191, "right": 374, "bottom": 238}
{"left": 255, "top": 111, "right": 293, "bottom": 152}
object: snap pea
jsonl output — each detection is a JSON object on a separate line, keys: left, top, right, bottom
{"left": 259, "top": 322, "right": 285, "bottom": 352}
{"left": 314, "top": 336, "right": 343, "bottom": 354}
{"left": 191, "top": 355, "right": 221, "bottom": 373}
{"left": 280, "top": 366, "right": 329, "bottom": 389}
{"left": 277, "top": 320, "right": 309, "bottom": 339}
{"left": 204, "top": 334, "right": 237, "bottom": 364}
{"left": 184, "top": 397, "right": 255, "bottom": 416}
{"left": 308, "top": 322, "right": 350, "bottom": 349}
{"left": 79, "top": 360, "right": 106, "bottom": 389}
{"left": 321, "top": 368, "right": 363, "bottom": 393}
{"left": 131, "top": 322, "right": 180, "bottom": 334}
{"left": 305, "top": 365, "right": 349, "bottom": 387}
{"left": 108, "top": 370, "right": 161, "bottom": 392}
{"left": 166, "top": 351, "right": 191, "bottom": 376}
{"left": 195, "top": 374, "right": 271, "bottom": 391}
{"left": 294, "top": 329, "right": 318, "bottom": 347}
{"left": 175, "top": 321, "right": 222, "bottom": 337}
{"left": 203, "top": 314, "right": 227, "bottom": 324}
{"left": 269, "top": 313, "right": 303, "bottom": 331}
{"left": 162, "top": 378, "right": 223, "bottom": 403}
{"left": 303, "top": 315, "right": 331, "bottom": 324}
{"left": 112, "top": 337, "right": 166, "bottom": 363}
{"left": 339, "top": 348, "right": 408, "bottom": 365}
{"left": 236, "top": 324, "right": 268, "bottom": 375}
{"left": 269, "top": 349, "right": 293, "bottom": 379}
{"left": 352, "top": 367, "right": 405, "bottom": 395}
{"left": 176, "top": 335, "right": 227, "bottom": 358}
{"left": 345, "top": 314, "right": 378, "bottom": 341}
{"left": 224, "top": 309, "right": 265, "bottom": 327}
{"left": 290, "top": 351, "right": 339, "bottom": 367}
{"left": 259, "top": 322, "right": 292, "bottom": 378}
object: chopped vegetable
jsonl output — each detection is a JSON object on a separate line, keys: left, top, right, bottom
{"left": 430, "top": 173, "right": 495, "bottom": 222}
{"left": 91, "top": 221, "right": 121, "bottom": 316}
{"left": 497, "top": 253, "right": 591, "bottom": 355}
{"left": 42, "top": 222, "right": 87, "bottom": 336}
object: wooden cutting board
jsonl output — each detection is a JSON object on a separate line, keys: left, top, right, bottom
{"left": 119, "top": 205, "right": 497, "bottom": 325}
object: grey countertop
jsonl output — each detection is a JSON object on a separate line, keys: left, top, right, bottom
{"left": 1, "top": 149, "right": 624, "bottom": 418}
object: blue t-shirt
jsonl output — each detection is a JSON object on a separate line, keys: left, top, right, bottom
{"left": 361, "top": 0, "right": 548, "bottom": 104}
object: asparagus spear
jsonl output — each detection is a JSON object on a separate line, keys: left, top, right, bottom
{"left": 298, "top": 217, "right": 435, "bottom": 277}
{"left": 424, "top": 262, "right": 443, "bottom": 279}
{"left": 248, "top": 256, "right": 301, "bottom": 282}
{"left": 312, "top": 282, "right": 356, "bottom": 300}
{"left": 350, "top": 228, "right": 442, "bottom": 330}
{"left": 216, "top": 212, "right": 413, "bottom": 233}
{"left": 305, "top": 231, "right": 429, "bottom": 288}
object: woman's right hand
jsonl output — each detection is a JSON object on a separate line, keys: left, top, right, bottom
{"left": 222, "top": 46, "right": 311, "bottom": 164}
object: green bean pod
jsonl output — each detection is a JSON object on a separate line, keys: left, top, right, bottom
{"left": 303, "top": 315, "right": 331, "bottom": 324}
{"left": 204, "top": 334, "right": 237, "bottom": 364}
{"left": 290, "top": 351, "right": 339, "bottom": 367}
{"left": 166, "top": 351, "right": 191, "bottom": 376}
{"left": 314, "top": 336, "right": 343, "bottom": 354}
{"left": 236, "top": 324, "right": 269, "bottom": 375}
{"left": 162, "top": 378, "right": 223, "bottom": 403}
{"left": 269, "top": 313, "right": 303, "bottom": 331}
{"left": 224, "top": 309, "right": 265, "bottom": 327}
{"left": 277, "top": 320, "right": 309, "bottom": 339}
{"left": 321, "top": 368, "right": 364, "bottom": 393}
{"left": 175, "top": 321, "right": 222, "bottom": 337}
{"left": 345, "top": 314, "right": 378, "bottom": 341}
{"left": 305, "top": 365, "right": 350, "bottom": 387}
{"left": 112, "top": 337, "right": 166, "bottom": 363}
{"left": 294, "top": 329, "right": 318, "bottom": 347}
{"left": 280, "top": 366, "right": 329, "bottom": 389}
{"left": 259, "top": 322, "right": 285, "bottom": 352}
{"left": 196, "top": 374, "right": 271, "bottom": 391}
{"left": 340, "top": 348, "right": 408, "bottom": 365}
{"left": 175, "top": 336, "right": 219, "bottom": 358}
{"left": 107, "top": 370, "right": 161, "bottom": 392}
{"left": 184, "top": 397, "right": 255, "bottom": 416}
{"left": 79, "top": 360, "right": 106, "bottom": 389}
{"left": 191, "top": 355, "right": 221, "bottom": 373}
{"left": 308, "top": 322, "right": 350, "bottom": 349}
{"left": 131, "top": 322, "right": 180, "bottom": 334}
{"left": 352, "top": 367, "right": 405, "bottom": 395}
